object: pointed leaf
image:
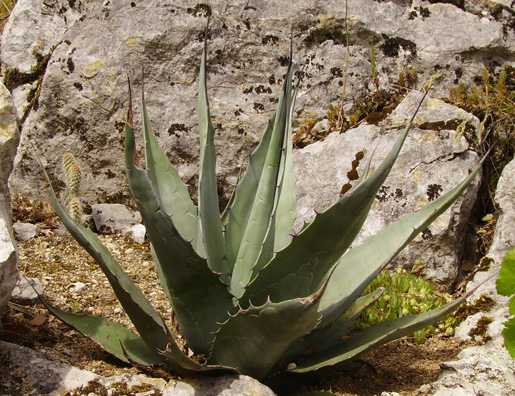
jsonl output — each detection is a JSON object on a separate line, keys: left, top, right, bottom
{"left": 209, "top": 286, "right": 324, "bottom": 380}
{"left": 47, "top": 185, "right": 170, "bottom": 355}
{"left": 243, "top": 93, "right": 428, "bottom": 306}
{"left": 228, "top": 66, "right": 294, "bottom": 299}
{"left": 291, "top": 292, "right": 469, "bottom": 373}
{"left": 142, "top": 95, "right": 201, "bottom": 253}
{"left": 42, "top": 301, "right": 163, "bottom": 366}
{"left": 317, "top": 161, "right": 481, "bottom": 326}
{"left": 125, "top": 110, "right": 235, "bottom": 355}
{"left": 198, "top": 37, "right": 229, "bottom": 276}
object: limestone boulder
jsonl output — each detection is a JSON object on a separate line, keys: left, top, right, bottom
{"left": 0, "top": 340, "right": 276, "bottom": 396}
{"left": 294, "top": 91, "right": 481, "bottom": 285}
{"left": 0, "top": 81, "right": 19, "bottom": 317}
{"left": 429, "top": 158, "right": 515, "bottom": 396}
{"left": 2, "top": 0, "right": 513, "bottom": 209}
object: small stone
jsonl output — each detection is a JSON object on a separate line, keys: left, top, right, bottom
{"left": 71, "top": 282, "right": 87, "bottom": 292}
{"left": 124, "top": 224, "right": 146, "bottom": 244}
{"left": 10, "top": 277, "right": 42, "bottom": 305}
{"left": 12, "top": 222, "right": 40, "bottom": 241}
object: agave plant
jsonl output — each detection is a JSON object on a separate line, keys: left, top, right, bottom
{"left": 40, "top": 38, "right": 481, "bottom": 383}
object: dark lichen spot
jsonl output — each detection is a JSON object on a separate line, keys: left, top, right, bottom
{"left": 253, "top": 102, "right": 265, "bottom": 112}
{"left": 351, "top": 159, "right": 360, "bottom": 168}
{"left": 422, "top": 228, "right": 433, "bottom": 240}
{"left": 426, "top": 184, "right": 443, "bottom": 201}
{"left": 66, "top": 57, "right": 75, "bottom": 73}
{"left": 243, "top": 19, "right": 251, "bottom": 29}
{"left": 380, "top": 35, "right": 417, "bottom": 58}
{"left": 304, "top": 18, "right": 346, "bottom": 47}
{"left": 243, "top": 86, "right": 253, "bottom": 94}
{"left": 255, "top": 85, "right": 272, "bottom": 94}
{"left": 395, "top": 188, "right": 403, "bottom": 199}
{"left": 73, "top": 82, "right": 83, "bottom": 91}
{"left": 268, "top": 75, "right": 276, "bottom": 85}
{"left": 355, "top": 151, "right": 365, "bottom": 160}
{"left": 376, "top": 185, "right": 390, "bottom": 202}
{"left": 187, "top": 3, "right": 212, "bottom": 17}
{"left": 262, "top": 35, "right": 279, "bottom": 45}
{"left": 454, "top": 67, "right": 463, "bottom": 84}
{"left": 330, "top": 67, "right": 343, "bottom": 78}
{"left": 168, "top": 123, "right": 189, "bottom": 136}
{"left": 130, "top": 1, "right": 136, "bottom": 6}
{"left": 105, "top": 169, "right": 116, "bottom": 179}
{"left": 237, "top": 128, "right": 244, "bottom": 135}
{"left": 277, "top": 56, "right": 289, "bottom": 67}
{"left": 427, "top": 184, "right": 443, "bottom": 201}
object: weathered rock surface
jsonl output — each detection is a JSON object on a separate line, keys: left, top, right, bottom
{"left": 0, "top": 340, "right": 276, "bottom": 396}
{"left": 12, "top": 221, "right": 41, "bottom": 241}
{"left": 3, "top": 0, "right": 513, "bottom": 210}
{"left": 91, "top": 203, "right": 142, "bottom": 234}
{"left": 0, "top": 81, "right": 19, "bottom": 317}
{"left": 429, "top": 158, "right": 515, "bottom": 396}
{"left": 294, "top": 91, "right": 480, "bottom": 284}
{"left": 10, "top": 276, "right": 43, "bottom": 305}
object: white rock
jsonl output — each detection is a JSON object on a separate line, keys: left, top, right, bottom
{"left": 429, "top": 159, "right": 515, "bottom": 395}
{"left": 0, "top": 340, "right": 276, "bottom": 396}
{"left": 123, "top": 223, "right": 146, "bottom": 244}
{"left": 91, "top": 203, "right": 142, "bottom": 234}
{"left": 10, "top": 276, "right": 42, "bottom": 305}
{"left": 294, "top": 91, "right": 480, "bottom": 285}
{"left": 12, "top": 221, "right": 40, "bottom": 241}
{"left": 4, "top": 0, "right": 513, "bottom": 209}
{"left": 0, "top": 80, "right": 19, "bottom": 317}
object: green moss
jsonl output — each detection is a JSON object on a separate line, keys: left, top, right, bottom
{"left": 355, "top": 268, "right": 456, "bottom": 343}
{"left": 468, "top": 316, "right": 493, "bottom": 342}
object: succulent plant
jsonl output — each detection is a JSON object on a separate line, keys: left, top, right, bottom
{"left": 40, "top": 38, "right": 482, "bottom": 383}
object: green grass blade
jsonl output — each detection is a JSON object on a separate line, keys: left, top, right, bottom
{"left": 198, "top": 37, "right": 229, "bottom": 277}
{"left": 317, "top": 161, "right": 481, "bottom": 326}
{"left": 142, "top": 93, "right": 201, "bottom": 253}
{"left": 291, "top": 291, "right": 470, "bottom": 373}
{"left": 125, "top": 110, "right": 235, "bottom": 355}
{"left": 243, "top": 93, "right": 428, "bottom": 306}
{"left": 209, "top": 285, "right": 324, "bottom": 380}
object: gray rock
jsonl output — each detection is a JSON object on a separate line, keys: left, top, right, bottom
{"left": 3, "top": 0, "right": 513, "bottom": 208}
{"left": 293, "top": 91, "right": 480, "bottom": 285}
{"left": 429, "top": 158, "right": 515, "bottom": 396}
{"left": 0, "top": 340, "right": 276, "bottom": 395}
{"left": 12, "top": 221, "right": 40, "bottom": 241}
{"left": 0, "top": 80, "right": 19, "bottom": 318}
{"left": 91, "top": 203, "right": 142, "bottom": 234}
{"left": 10, "top": 276, "right": 43, "bottom": 305}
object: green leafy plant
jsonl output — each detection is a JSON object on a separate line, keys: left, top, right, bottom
{"left": 39, "top": 38, "right": 483, "bottom": 384}
{"left": 496, "top": 248, "right": 515, "bottom": 358}
{"left": 355, "top": 268, "right": 456, "bottom": 344}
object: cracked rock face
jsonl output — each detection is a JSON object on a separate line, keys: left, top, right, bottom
{"left": 2, "top": 0, "right": 513, "bottom": 209}
{"left": 293, "top": 91, "right": 480, "bottom": 285}
{"left": 428, "top": 158, "right": 515, "bottom": 396}
{"left": 0, "top": 81, "right": 19, "bottom": 317}
{"left": 0, "top": 0, "right": 513, "bottom": 287}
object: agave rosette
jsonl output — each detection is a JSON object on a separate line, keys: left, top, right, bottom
{"left": 41, "top": 38, "right": 481, "bottom": 381}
